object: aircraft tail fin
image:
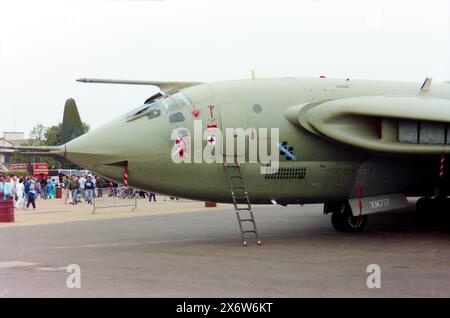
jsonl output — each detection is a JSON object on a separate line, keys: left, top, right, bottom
{"left": 61, "top": 98, "right": 84, "bottom": 144}
{"left": 0, "top": 98, "right": 84, "bottom": 159}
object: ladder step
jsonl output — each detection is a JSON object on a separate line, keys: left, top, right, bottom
{"left": 224, "top": 162, "right": 260, "bottom": 246}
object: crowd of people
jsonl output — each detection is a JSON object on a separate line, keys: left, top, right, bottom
{"left": 64, "top": 174, "right": 97, "bottom": 205}
{"left": 0, "top": 174, "right": 41, "bottom": 209}
{"left": 0, "top": 173, "right": 104, "bottom": 209}
{"left": 0, "top": 172, "right": 159, "bottom": 210}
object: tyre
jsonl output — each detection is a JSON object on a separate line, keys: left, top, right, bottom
{"left": 331, "top": 203, "right": 367, "bottom": 233}
{"left": 415, "top": 197, "right": 432, "bottom": 215}
{"left": 415, "top": 197, "right": 450, "bottom": 226}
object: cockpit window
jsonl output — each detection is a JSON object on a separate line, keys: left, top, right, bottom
{"left": 171, "top": 92, "right": 191, "bottom": 108}
{"left": 125, "top": 91, "right": 191, "bottom": 122}
{"left": 126, "top": 100, "right": 163, "bottom": 121}
{"left": 147, "top": 102, "right": 162, "bottom": 120}
{"left": 125, "top": 104, "right": 149, "bottom": 119}
{"left": 162, "top": 92, "right": 192, "bottom": 113}
{"left": 144, "top": 92, "right": 163, "bottom": 104}
{"left": 162, "top": 97, "right": 179, "bottom": 113}
{"left": 134, "top": 106, "right": 149, "bottom": 116}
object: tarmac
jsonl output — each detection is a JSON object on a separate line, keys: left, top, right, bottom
{"left": 0, "top": 197, "right": 449, "bottom": 297}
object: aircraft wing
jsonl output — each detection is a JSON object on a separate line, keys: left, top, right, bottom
{"left": 76, "top": 78, "right": 202, "bottom": 92}
{"left": 285, "top": 96, "right": 450, "bottom": 154}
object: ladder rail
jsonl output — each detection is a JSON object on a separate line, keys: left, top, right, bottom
{"left": 224, "top": 161, "right": 261, "bottom": 246}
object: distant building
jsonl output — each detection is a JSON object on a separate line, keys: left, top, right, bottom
{"left": 0, "top": 132, "right": 28, "bottom": 167}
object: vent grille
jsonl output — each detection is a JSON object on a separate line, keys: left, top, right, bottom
{"left": 264, "top": 167, "right": 307, "bottom": 180}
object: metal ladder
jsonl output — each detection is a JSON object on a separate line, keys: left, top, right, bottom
{"left": 224, "top": 161, "right": 261, "bottom": 246}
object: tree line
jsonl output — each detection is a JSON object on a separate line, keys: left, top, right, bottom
{"left": 8, "top": 98, "right": 89, "bottom": 169}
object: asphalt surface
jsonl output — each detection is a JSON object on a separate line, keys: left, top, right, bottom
{"left": 0, "top": 204, "right": 449, "bottom": 297}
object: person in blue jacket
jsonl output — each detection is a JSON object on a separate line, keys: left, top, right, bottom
{"left": 23, "top": 177, "right": 32, "bottom": 208}
{"left": 46, "top": 178, "right": 54, "bottom": 199}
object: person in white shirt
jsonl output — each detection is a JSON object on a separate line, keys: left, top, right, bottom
{"left": 15, "top": 178, "right": 25, "bottom": 208}
{"left": 78, "top": 175, "right": 86, "bottom": 201}
{"left": 10, "top": 176, "right": 17, "bottom": 199}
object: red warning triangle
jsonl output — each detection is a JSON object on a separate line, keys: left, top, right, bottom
{"left": 192, "top": 107, "right": 200, "bottom": 119}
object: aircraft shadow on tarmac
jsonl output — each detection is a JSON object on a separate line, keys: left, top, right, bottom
{"left": 223, "top": 204, "right": 450, "bottom": 244}
{"left": 343, "top": 204, "right": 450, "bottom": 234}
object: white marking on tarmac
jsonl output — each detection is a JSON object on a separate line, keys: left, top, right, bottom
{"left": 0, "top": 261, "right": 41, "bottom": 269}
{"left": 35, "top": 266, "right": 68, "bottom": 272}
{"left": 49, "top": 236, "right": 242, "bottom": 249}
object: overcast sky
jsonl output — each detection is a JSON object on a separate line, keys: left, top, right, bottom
{"left": 1, "top": 0, "right": 449, "bottom": 137}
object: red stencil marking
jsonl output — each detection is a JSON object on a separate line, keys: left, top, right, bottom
{"left": 208, "top": 105, "right": 215, "bottom": 119}
{"left": 192, "top": 107, "right": 200, "bottom": 119}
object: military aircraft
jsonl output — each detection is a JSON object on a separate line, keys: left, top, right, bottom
{"left": 4, "top": 76, "right": 450, "bottom": 244}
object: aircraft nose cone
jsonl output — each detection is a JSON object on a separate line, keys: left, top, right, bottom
{"left": 64, "top": 119, "right": 133, "bottom": 182}
{"left": 64, "top": 137, "right": 104, "bottom": 170}
{"left": 63, "top": 118, "right": 129, "bottom": 172}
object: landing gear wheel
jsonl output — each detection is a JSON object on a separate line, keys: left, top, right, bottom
{"left": 415, "top": 197, "right": 450, "bottom": 224}
{"left": 415, "top": 197, "right": 432, "bottom": 215}
{"left": 331, "top": 203, "right": 367, "bottom": 233}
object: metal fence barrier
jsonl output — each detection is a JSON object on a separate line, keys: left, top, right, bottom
{"left": 155, "top": 196, "right": 195, "bottom": 203}
{"left": 91, "top": 187, "right": 199, "bottom": 213}
{"left": 92, "top": 187, "right": 138, "bottom": 214}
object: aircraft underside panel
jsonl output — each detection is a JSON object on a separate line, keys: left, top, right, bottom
{"left": 348, "top": 193, "right": 409, "bottom": 216}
